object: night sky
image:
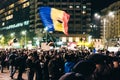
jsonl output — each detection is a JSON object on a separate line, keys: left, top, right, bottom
{"left": 91, "top": 0, "right": 118, "bottom": 13}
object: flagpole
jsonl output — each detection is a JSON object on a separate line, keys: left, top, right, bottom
{"left": 46, "top": 31, "right": 48, "bottom": 43}
{"left": 48, "top": 32, "right": 56, "bottom": 47}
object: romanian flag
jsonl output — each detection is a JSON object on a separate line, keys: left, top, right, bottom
{"left": 39, "top": 7, "right": 70, "bottom": 35}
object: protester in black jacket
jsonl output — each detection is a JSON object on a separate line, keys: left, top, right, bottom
{"left": 26, "top": 51, "right": 42, "bottom": 80}
{"left": 48, "top": 54, "right": 64, "bottom": 80}
{"left": 16, "top": 51, "right": 27, "bottom": 80}
{"left": 8, "top": 51, "right": 17, "bottom": 79}
{"left": 42, "top": 54, "right": 51, "bottom": 80}
{"left": 0, "top": 51, "right": 6, "bottom": 73}
{"left": 26, "top": 52, "right": 35, "bottom": 80}
{"left": 33, "top": 51, "right": 42, "bottom": 80}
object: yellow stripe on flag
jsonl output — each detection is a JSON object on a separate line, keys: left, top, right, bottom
{"left": 51, "top": 8, "right": 64, "bottom": 31}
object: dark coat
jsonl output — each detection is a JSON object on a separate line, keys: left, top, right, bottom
{"left": 8, "top": 53, "right": 17, "bottom": 66}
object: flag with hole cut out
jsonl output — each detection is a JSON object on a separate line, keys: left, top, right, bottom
{"left": 39, "top": 7, "right": 70, "bottom": 35}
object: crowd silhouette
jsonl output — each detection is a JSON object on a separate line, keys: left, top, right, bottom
{"left": 0, "top": 47, "right": 120, "bottom": 80}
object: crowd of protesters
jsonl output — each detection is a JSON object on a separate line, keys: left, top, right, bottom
{"left": 0, "top": 47, "right": 120, "bottom": 80}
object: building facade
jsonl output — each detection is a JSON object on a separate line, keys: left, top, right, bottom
{"left": 29, "top": 0, "right": 92, "bottom": 42}
{"left": 0, "top": 0, "right": 32, "bottom": 46}
{"left": 0, "top": 0, "right": 92, "bottom": 46}
{"left": 101, "top": 1, "right": 120, "bottom": 46}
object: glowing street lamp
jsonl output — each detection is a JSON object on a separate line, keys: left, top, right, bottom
{"left": 21, "top": 30, "right": 27, "bottom": 48}
{"left": 94, "top": 13, "right": 107, "bottom": 46}
{"left": 94, "top": 13, "right": 101, "bottom": 19}
{"left": 21, "top": 30, "right": 26, "bottom": 35}
{"left": 10, "top": 32, "right": 15, "bottom": 38}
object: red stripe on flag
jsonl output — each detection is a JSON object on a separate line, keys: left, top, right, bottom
{"left": 62, "top": 12, "right": 70, "bottom": 36}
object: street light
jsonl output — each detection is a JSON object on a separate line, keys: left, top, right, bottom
{"left": 94, "top": 13, "right": 108, "bottom": 47}
{"left": 21, "top": 30, "right": 27, "bottom": 48}
{"left": 90, "top": 23, "right": 98, "bottom": 38}
{"left": 94, "top": 13, "right": 101, "bottom": 19}
{"left": 92, "top": 13, "right": 101, "bottom": 38}
{"left": 10, "top": 32, "right": 15, "bottom": 38}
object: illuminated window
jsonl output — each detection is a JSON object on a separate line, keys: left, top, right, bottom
{"left": 69, "top": 5, "right": 73, "bottom": 8}
{"left": 18, "top": 0, "right": 27, "bottom": 4}
{"left": 0, "top": 9, "right": 5, "bottom": 14}
{"left": 75, "top": 37, "right": 79, "bottom": 42}
{"left": 82, "top": 11, "right": 86, "bottom": 14}
{"left": 22, "top": 2, "right": 29, "bottom": 8}
{"left": 9, "top": 4, "right": 14, "bottom": 9}
{"left": 76, "top": 6, "right": 80, "bottom": 8}
{"left": 62, "top": 37, "right": 67, "bottom": 42}
{"left": 83, "top": 5, "right": 86, "bottom": 9}
{"left": 2, "top": 22, "right": 5, "bottom": 26}
{"left": 6, "top": 14, "right": 13, "bottom": 20}
{"left": 8, "top": 10, "right": 13, "bottom": 14}
{"left": 69, "top": 37, "right": 73, "bottom": 42}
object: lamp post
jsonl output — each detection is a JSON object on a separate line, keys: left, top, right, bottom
{"left": 94, "top": 13, "right": 108, "bottom": 48}
{"left": 94, "top": 13, "right": 107, "bottom": 48}
{"left": 90, "top": 23, "right": 97, "bottom": 38}
{"left": 21, "top": 30, "right": 27, "bottom": 48}
{"left": 93, "top": 13, "right": 101, "bottom": 38}
{"left": 93, "top": 11, "right": 115, "bottom": 48}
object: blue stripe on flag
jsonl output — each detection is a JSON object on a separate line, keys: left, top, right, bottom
{"left": 39, "top": 7, "right": 54, "bottom": 31}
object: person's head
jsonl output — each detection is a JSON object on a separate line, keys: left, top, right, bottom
{"left": 108, "top": 52, "right": 114, "bottom": 57}
{"left": 59, "top": 72, "right": 84, "bottom": 80}
{"left": 72, "top": 60, "right": 96, "bottom": 77}
{"left": 28, "top": 53, "right": 34, "bottom": 60}
{"left": 87, "top": 54, "right": 106, "bottom": 64}
{"left": 112, "top": 57, "right": 120, "bottom": 68}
